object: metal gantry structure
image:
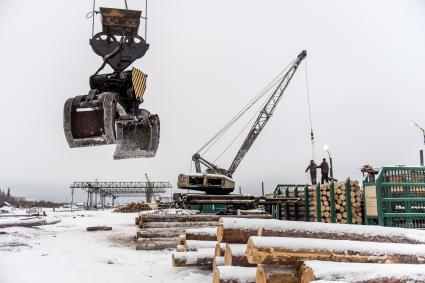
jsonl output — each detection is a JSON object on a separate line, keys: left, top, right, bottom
{"left": 70, "top": 181, "right": 172, "bottom": 209}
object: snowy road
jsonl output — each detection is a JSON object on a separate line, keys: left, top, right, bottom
{"left": 0, "top": 210, "right": 211, "bottom": 283}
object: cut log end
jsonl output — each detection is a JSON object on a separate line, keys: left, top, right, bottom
{"left": 256, "top": 264, "right": 299, "bottom": 283}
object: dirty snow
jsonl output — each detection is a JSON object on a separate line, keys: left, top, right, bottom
{"left": 0, "top": 209, "right": 211, "bottom": 283}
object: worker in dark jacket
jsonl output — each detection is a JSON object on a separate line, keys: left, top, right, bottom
{"left": 305, "top": 160, "right": 317, "bottom": 185}
{"left": 318, "top": 158, "right": 330, "bottom": 184}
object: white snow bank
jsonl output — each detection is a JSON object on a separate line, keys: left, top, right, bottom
{"left": 0, "top": 205, "right": 26, "bottom": 215}
{"left": 306, "top": 260, "right": 425, "bottom": 281}
{"left": 250, "top": 236, "right": 425, "bottom": 256}
{"left": 216, "top": 266, "right": 256, "bottom": 282}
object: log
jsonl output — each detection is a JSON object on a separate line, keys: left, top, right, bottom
{"left": 300, "top": 261, "right": 425, "bottom": 283}
{"left": 136, "top": 227, "right": 187, "bottom": 238}
{"left": 224, "top": 244, "right": 255, "bottom": 267}
{"left": 185, "top": 240, "right": 218, "bottom": 251}
{"left": 86, "top": 226, "right": 112, "bottom": 231}
{"left": 186, "top": 227, "right": 217, "bottom": 241}
{"left": 256, "top": 264, "right": 299, "bottom": 283}
{"left": 257, "top": 219, "right": 425, "bottom": 244}
{"left": 215, "top": 242, "right": 226, "bottom": 256}
{"left": 171, "top": 248, "right": 215, "bottom": 267}
{"left": 217, "top": 218, "right": 269, "bottom": 243}
{"left": 136, "top": 239, "right": 178, "bottom": 250}
{"left": 213, "top": 256, "right": 225, "bottom": 271}
{"left": 213, "top": 266, "right": 256, "bottom": 283}
{"left": 141, "top": 221, "right": 217, "bottom": 229}
{"left": 246, "top": 236, "right": 425, "bottom": 264}
{"left": 140, "top": 215, "right": 219, "bottom": 223}
{"left": 0, "top": 219, "right": 48, "bottom": 229}
{"left": 141, "top": 215, "right": 271, "bottom": 223}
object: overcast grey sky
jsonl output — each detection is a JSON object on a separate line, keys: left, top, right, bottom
{"left": 1, "top": 0, "right": 425, "bottom": 202}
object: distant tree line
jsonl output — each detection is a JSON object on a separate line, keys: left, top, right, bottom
{"left": 0, "top": 187, "right": 61, "bottom": 208}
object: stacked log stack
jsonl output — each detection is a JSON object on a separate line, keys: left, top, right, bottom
{"left": 115, "top": 202, "right": 151, "bottom": 213}
{"left": 212, "top": 217, "right": 425, "bottom": 283}
{"left": 310, "top": 181, "right": 363, "bottom": 224}
{"left": 270, "top": 187, "right": 315, "bottom": 221}
{"left": 162, "top": 212, "right": 425, "bottom": 281}
{"left": 135, "top": 215, "right": 219, "bottom": 250}
{"left": 135, "top": 214, "right": 272, "bottom": 251}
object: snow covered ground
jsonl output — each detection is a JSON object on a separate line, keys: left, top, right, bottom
{"left": 0, "top": 210, "right": 211, "bottom": 283}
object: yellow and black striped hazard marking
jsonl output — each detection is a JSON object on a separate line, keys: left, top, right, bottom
{"left": 132, "top": 67, "right": 148, "bottom": 100}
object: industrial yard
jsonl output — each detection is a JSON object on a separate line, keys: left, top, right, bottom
{"left": 0, "top": 210, "right": 210, "bottom": 283}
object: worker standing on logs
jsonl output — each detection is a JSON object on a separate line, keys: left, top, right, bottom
{"left": 305, "top": 160, "right": 317, "bottom": 185}
{"left": 318, "top": 158, "right": 330, "bottom": 184}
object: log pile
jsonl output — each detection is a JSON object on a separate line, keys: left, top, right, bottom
{"left": 218, "top": 217, "right": 425, "bottom": 282}
{"left": 168, "top": 216, "right": 425, "bottom": 282}
{"left": 115, "top": 202, "right": 151, "bottom": 213}
{"left": 135, "top": 214, "right": 271, "bottom": 250}
{"left": 170, "top": 216, "right": 272, "bottom": 283}
{"left": 135, "top": 215, "right": 218, "bottom": 250}
{"left": 310, "top": 181, "right": 363, "bottom": 224}
{"left": 269, "top": 187, "right": 315, "bottom": 221}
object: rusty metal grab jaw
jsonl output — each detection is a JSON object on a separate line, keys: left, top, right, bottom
{"left": 113, "top": 109, "right": 160, "bottom": 160}
{"left": 63, "top": 92, "right": 117, "bottom": 148}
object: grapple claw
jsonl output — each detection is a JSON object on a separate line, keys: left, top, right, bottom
{"left": 113, "top": 110, "right": 160, "bottom": 160}
{"left": 63, "top": 92, "right": 117, "bottom": 147}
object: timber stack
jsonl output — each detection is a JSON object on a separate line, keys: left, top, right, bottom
{"left": 172, "top": 216, "right": 425, "bottom": 282}
{"left": 135, "top": 214, "right": 220, "bottom": 250}
{"left": 309, "top": 180, "right": 363, "bottom": 224}
{"left": 115, "top": 202, "right": 151, "bottom": 213}
{"left": 135, "top": 213, "right": 272, "bottom": 250}
{"left": 269, "top": 185, "right": 315, "bottom": 221}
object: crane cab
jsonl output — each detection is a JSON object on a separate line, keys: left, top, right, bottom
{"left": 177, "top": 173, "right": 235, "bottom": 195}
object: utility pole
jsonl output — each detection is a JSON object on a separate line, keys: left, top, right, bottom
{"left": 261, "top": 181, "right": 265, "bottom": 196}
{"left": 71, "top": 188, "right": 74, "bottom": 212}
{"left": 145, "top": 173, "right": 153, "bottom": 203}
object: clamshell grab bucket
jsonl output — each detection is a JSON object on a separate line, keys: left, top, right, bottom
{"left": 63, "top": 92, "right": 117, "bottom": 147}
{"left": 113, "top": 110, "right": 160, "bottom": 160}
